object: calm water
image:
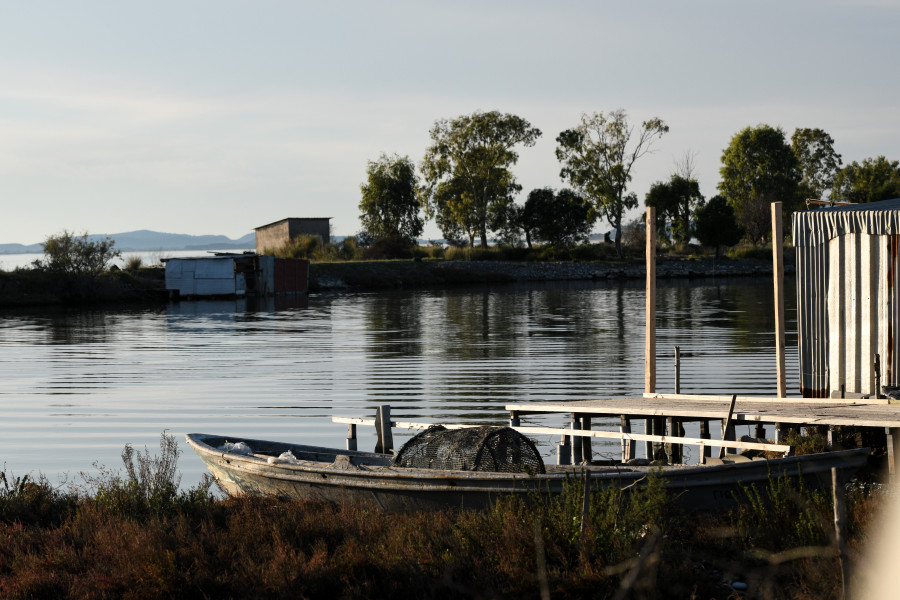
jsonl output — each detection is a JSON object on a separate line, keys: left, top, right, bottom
{"left": 0, "top": 277, "right": 796, "bottom": 487}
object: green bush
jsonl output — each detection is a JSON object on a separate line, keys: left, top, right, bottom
{"left": 33, "top": 230, "right": 121, "bottom": 277}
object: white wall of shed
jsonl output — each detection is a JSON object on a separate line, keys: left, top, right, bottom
{"left": 824, "top": 233, "right": 899, "bottom": 395}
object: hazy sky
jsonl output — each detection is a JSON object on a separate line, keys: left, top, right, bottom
{"left": 1, "top": 0, "right": 898, "bottom": 244}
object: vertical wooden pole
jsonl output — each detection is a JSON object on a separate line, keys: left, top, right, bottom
{"left": 674, "top": 345, "right": 681, "bottom": 394}
{"left": 620, "top": 415, "right": 635, "bottom": 462}
{"left": 581, "top": 417, "right": 592, "bottom": 464}
{"left": 646, "top": 207, "right": 657, "bottom": 394}
{"left": 374, "top": 405, "right": 393, "bottom": 454}
{"left": 718, "top": 394, "right": 738, "bottom": 459}
{"left": 772, "top": 202, "right": 787, "bottom": 397}
{"left": 668, "top": 417, "right": 682, "bottom": 464}
{"left": 571, "top": 416, "right": 583, "bottom": 464}
{"left": 558, "top": 431, "right": 571, "bottom": 466}
{"left": 700, "top": 420, "right": 711, "bottom": 460}
{"left": 346, "top": 423, "right": 357, "bottom": 451}
{"left": 887, "top": 427, "right": 900, "bottom": 480}
{"left": 509, "top": 410, "right": 520, "bottom": 427}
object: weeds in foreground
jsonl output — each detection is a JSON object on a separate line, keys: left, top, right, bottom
{"left": 0, "top": 442, "right": 884, "bottom": 599}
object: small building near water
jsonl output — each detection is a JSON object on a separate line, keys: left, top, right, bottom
{"left": 793, "top": 198, "right": 900, "bottom": 397}
{"left": 254, "top": 218, "right": 331, "bottom": 253}
{"left": 163, "top": 253, "right": 309, "bottom": 298}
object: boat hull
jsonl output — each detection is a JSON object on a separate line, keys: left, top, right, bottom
{"left": 186, "top": 433, "right": 869, "bottom": 511}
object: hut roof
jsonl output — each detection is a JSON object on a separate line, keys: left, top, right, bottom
{"left": 793, "top": 198, "right": 900, "bottom": 248}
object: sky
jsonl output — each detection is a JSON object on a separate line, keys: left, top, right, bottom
{"left": 1, "top": 0, "right": 899, "bottom": 244}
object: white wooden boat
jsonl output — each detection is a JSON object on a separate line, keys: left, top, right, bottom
{"left": 185, "top": 433, "right": 869, "bottom": 512}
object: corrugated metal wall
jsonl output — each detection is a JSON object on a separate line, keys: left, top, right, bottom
{"left": 794, "top": 202, "right": 900, "bottom": 397}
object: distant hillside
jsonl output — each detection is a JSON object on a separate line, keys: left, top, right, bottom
{"left": 0, "top": 230, "right": 256, "bottom": 254}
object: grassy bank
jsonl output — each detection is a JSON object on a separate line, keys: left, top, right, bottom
{"left": 0, "top": 434, "right": 882, "bottom": 599}
{"left": 0, "top": 267, "right": 166, "bottom": 307}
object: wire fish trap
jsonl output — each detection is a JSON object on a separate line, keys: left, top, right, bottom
{"left": 391, "top": 425, "right": 546, "bottom": 474}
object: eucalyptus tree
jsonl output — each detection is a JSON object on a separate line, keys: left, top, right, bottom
{"left": 791, "top": 128, "right": 842, "bottom": 200}
{"left": 831, "top": 156, "right": 900, "bottom": 204}
{"left": 420, "top": 111, "right": 541, "bottom": 248}
{"left": 644, "top": 175, "right": 703, "bottom": 245}
{"left": 555, "top": 110, "right": 668, "bottom": 257}
{"left": 358, "top": 153, "right": 423, "bottom": 245}
{"left": 718, "top": 124, "right": 800, "bottom": 243}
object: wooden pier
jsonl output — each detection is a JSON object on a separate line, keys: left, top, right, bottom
{"left": 506, "top": 393, "right": 900, "bottom": 472}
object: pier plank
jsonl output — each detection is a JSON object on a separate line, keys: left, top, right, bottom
{"left": 506, "top": 396, "right": 900, "bottom": 429}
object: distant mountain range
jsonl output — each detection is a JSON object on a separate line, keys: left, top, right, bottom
{"left": 0, "top": 230, "right": 257, "bottom": 254}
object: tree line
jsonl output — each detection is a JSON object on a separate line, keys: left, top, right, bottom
{"left": 361, "top": 110, "right": 900, "bottom": 259}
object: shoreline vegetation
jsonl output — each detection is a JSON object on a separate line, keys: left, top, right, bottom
{"left": 0, "top": 433, "right": 882, "bottom": 599}
{"left": 0, "top": 245, "right": 794, "bottom": 307}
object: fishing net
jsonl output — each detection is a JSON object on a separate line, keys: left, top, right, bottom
{"left": 391, "top": 425, "right": 545, "bottom": 474}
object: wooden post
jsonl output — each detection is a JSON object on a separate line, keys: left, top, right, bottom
{"left": 645, "top": 418, "right": 654, "bottom": 460}
{"left": 718, "top": 394, "right": 738, "bottom": 459}
{"left": 674, "top": 345, "right": 681, "bottom": 394}
{"left": 620, "top": 416, "right": 635, "bottom": 462}
{"left": 772, "top": 202, "right": 787, "bottom": 398}
{"left": 700, "top": 420, "right": 711, "bottom": 460}
{"left": 668, "top": 417, "right": 682, "bottom": 464}
{"left": 581, "top": 417, "right": 592, "bottom": 464}
{"left": 509, "top": 410, "right": 520, "bottom": 427}
{"left": 887, "top": 427, "right": 900, "bottom": 479}
{"left": 346, "top": 423, "right": 357, "bottom": 451}
{"left": 832, "top": 468, "right": 849, "bottom": 600}
{"left": 571, "top": 417, "right": 583, "bottom": 464}
{"left": 558, "top": 434, "right": 572, "bottom": 466}
{"left": 646, "top": 207, "right": 656, "bottom": 394}
{"left": 754, "top": 423, "right": 766, "bottom": 440}
{"left": 374, "top": 404, "right": 393, "bottom": 454}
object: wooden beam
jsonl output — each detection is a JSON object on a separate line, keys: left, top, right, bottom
{"left": 332, "top": 417, "right": 792, "bottom": 454}
{"left": 772, "top": 201, "right": 787, "bottom": 397}
{"left": 646, "top": 206, "right": 656, "bottom": 394}
{"left": 642, "top": 392, "right": 890, "bottom": 405}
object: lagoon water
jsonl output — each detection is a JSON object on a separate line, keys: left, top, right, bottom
{"left": 0, "top": 277, "right": 796, "bottom": 488}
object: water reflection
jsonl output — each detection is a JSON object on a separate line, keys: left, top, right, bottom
{"left": 0, "top": 276, "right": 797, "bottom": 486}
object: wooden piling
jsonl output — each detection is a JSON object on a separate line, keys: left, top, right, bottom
{"left": 718, "top": 394, "right": 737, "bottom": 459}
{"left": 772, "top": 202, "right": 787, "bottom": 397}
{"left": 346, "top": 423, "right": 357, "bottom": 451}
{"left": 646, "top": 207, "right": 656, "bottom": 394}
{"left": 674, "top": 345, "right": 681, "bottom": 394}
{"left": 581, "top": 417, "right": 592, "bottom": 464}
{"left": 374, "top": 404, "right": 393, "bottom": 454}
{"left": 620, "top": 416, "right": 635, "bottom": 462}
{"left": 571, "top": 417, "right": 583, "bottom": 464}
{"left": 699, "top": 420, "right": 711, "bottom": 460}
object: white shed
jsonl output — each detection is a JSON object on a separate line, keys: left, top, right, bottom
{"left": 163, "top": 254, "right": 308, "bottom": 298}
{"left": 793, "top": 198, "right": 900, "bottom": 397}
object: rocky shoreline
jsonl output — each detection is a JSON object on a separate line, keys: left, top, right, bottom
{"left": 309, "top": 256, "right": 793, "bottom": 291}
